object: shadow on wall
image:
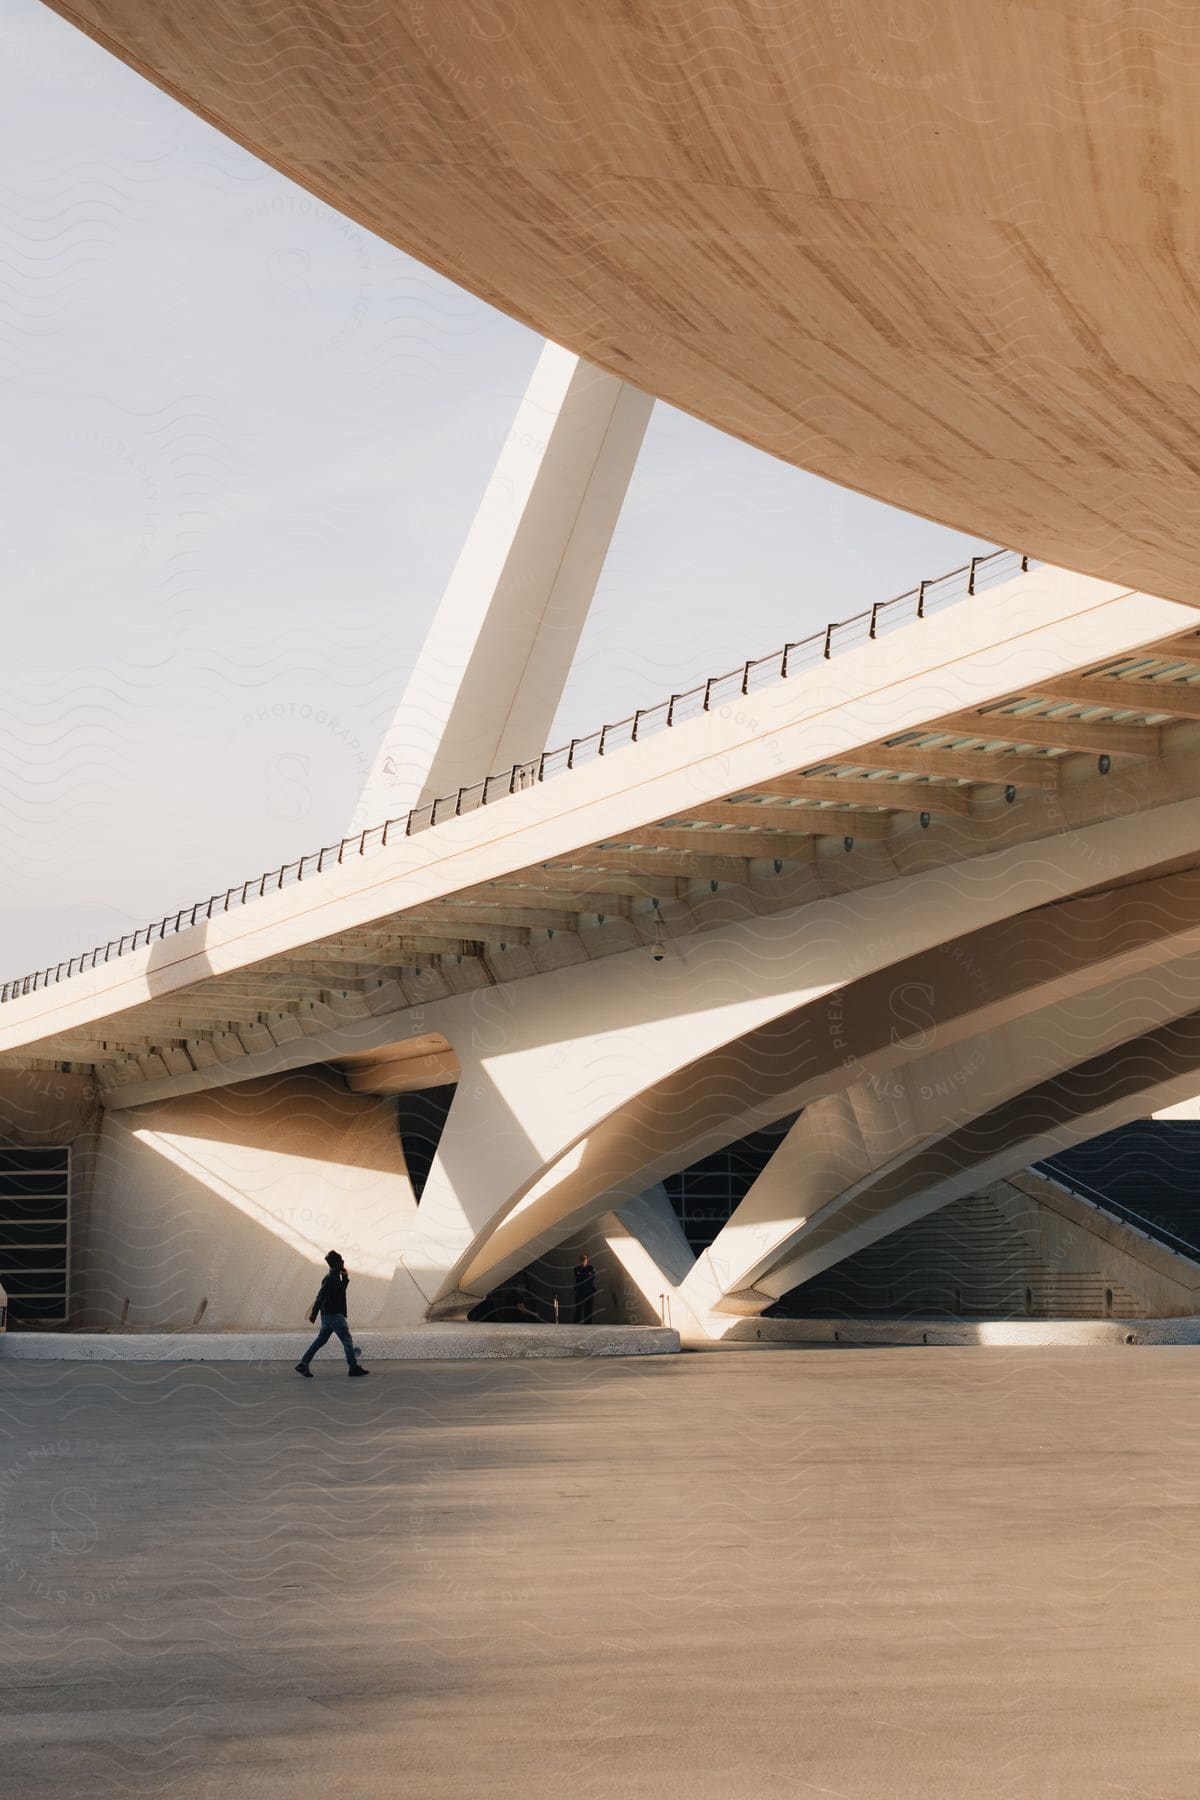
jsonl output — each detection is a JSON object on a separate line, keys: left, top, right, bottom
{"left": 74, "top": 1066, "right": 418, "bottom": 1331}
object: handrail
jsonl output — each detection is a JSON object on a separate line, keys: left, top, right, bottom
{"left": 1, "top": 546, "right": 1027, "bottom": 1006}
{"left": 1032, "top": 1159, "right": 1200, "bottom": 1262}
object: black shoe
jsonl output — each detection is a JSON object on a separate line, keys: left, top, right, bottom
{"left": 347, "top": 1364, "right": 369, "bottom": 1377}
{"left": 294, "top": 1362, "right": 312, "bottom": 1378}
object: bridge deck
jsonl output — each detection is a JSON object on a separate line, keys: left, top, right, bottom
{"left": 4, "top": 557, "right": 1200, "bottom": 1107}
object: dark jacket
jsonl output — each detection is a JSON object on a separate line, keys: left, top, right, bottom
{"left": 312, "top": 1268, "right": 350, "bottom": 1318}
{"left": 573, "top": 1262, "right": 596, "bottom": 1298}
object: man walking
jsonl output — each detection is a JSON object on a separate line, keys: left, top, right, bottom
{"left": 295, "top": 1250, "right": 369, "bottom": 1377}
{"left": 573, "top": 1251, "right": 597, "bottom": 1325}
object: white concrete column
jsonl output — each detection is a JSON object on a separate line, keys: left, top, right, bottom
{"left": 353, "top": 343, "right": 653, "bottom": 828}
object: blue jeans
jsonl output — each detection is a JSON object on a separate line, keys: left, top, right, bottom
{"left": 301, "top": 1312, "right": 356, "bottom": 1367}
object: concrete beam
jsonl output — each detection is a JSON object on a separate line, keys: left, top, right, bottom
{"left": 354, "top": 344, "right": 652, "bottom": 824}
{"left": 541, "top": 852, "right": 750, "bottom": 884}
{"left": 936, "top": 712, "right": 1161, "bottom": 756}
{"left": 658, "top": 805, "right": 898, "bottom": 837}
{"left": 825, "top": 746, "right": 1065, "bottom": 786}
{"left": 1033, "top": 675, "right": 1200, "bottom": 718}
{"left": 746, "top": 776, "right": 972, "bottom": 813}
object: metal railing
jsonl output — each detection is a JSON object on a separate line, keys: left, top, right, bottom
{"left": 1032, "top": 1159, "right": 1200, "bottom": 1262}
{"left": 1, "top": 547, "right": 1027, "bottom": 1005}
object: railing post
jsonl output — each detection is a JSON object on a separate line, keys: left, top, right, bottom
{"left": 631, "top": 711, "right": 641, "bottom": 743}
{"left": 916, "top": 580, "right": 927, "bottom": 618}
{"left": 702, "top": 678, "right": 713, "bottom": 712}
{"left": 869, "top": 603, "right": 879, "bottom": 640}
{"left": 359, "top": 830, "right": 367, "bottom": 853}
{"left": 1020, "top": 553, "right": 1029, "bottom": 571}
{"left": 741, "top": 661, "right": 751, "bottom": 695}
{"left": 567, "top": 739, "right": 577, "bottom": 769}
{"left": 537, "top": 752, "right": 546, "bottom": 781}
{"left": 667, "top": 694, "right": 677, "bottom": 725}
{"left": 823, "top": 624, "right": 834, "bottom": 660}
{"left": 967, "top": 555, "right": 978, "bottom": 596}
{"left": 508, "top": 764, "right": 518, "bottom": 794}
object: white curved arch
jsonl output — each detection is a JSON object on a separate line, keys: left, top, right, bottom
{"left": 754, "top": 1013, "right": 1200, "bottom": 1308}
{"left": 689, "top": 948, "right": 1200, "bottom": 1318}
{"left": 391, "top": 828, "right": 1200, "bottom": 1318}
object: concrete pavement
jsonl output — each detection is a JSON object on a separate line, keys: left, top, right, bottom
{"left": 3, "top": 1346, "right": 1199, "bottom": 1797}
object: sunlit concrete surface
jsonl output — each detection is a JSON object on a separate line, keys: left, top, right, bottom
{"left": 4, "top": 1348, "right": 1200, "bottom": 1799}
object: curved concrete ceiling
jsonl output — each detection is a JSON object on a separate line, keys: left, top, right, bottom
{"left": 43, "top": 0, "right": 1200, "bottom": 602}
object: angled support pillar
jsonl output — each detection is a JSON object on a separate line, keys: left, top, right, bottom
{"left": 354, "top": 343, "right": 653, "bottom": 827}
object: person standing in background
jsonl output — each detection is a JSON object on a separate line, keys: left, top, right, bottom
{"left": 573, "top": 1251, "right": 597, "bottom": 1324}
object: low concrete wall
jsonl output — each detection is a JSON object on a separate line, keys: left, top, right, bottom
{"left": 0, "top": 1323, "right": 680, "bottom": 1361}
{"left": 717, "top": 1315, "right": 1200, "bottom": 1347}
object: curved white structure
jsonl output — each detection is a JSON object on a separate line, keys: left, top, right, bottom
{"left": 7, "top": 545, "right": 1200, "bottom": 1331}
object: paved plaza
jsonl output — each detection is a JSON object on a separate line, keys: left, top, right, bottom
{"left": 4, "top": 1345, "right": 1200, "bottom": 1798}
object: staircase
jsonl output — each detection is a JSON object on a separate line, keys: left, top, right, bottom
{"left": 1035, "top": 1120, "right": 1200, "bottom": 1259}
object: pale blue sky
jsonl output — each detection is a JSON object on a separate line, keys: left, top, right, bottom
{"left": 0, "top": 0, "right": 990, "bottom": 975}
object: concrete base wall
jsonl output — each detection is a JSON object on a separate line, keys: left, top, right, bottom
{"left": 717, "top": 1316, "right": 1200, "bottom": 1347}
{"left": 0, "top": 1323, "right": 679, "bottom": 1361}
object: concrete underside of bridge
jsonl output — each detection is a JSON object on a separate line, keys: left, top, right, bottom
{"left": 9, "top": 565, "right": 1200, "bottom": 1334}
{"left": 41, "top": 0, "right": 1200, "bottom": 602}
